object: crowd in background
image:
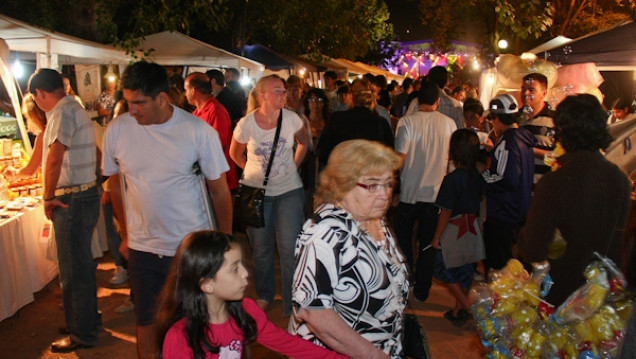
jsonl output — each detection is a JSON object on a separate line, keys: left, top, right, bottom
{"left": 5, "top": 62, "right": 636, "bottom": 359}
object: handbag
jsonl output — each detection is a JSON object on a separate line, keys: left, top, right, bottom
{"left": 402, "top": 312, "right": 430, "bottom": 359}
{"left": 234, "top": 110, "right": 283, "bottom": 228}
{"left": 439, "top": 213, "right": 486, "bottom": 268}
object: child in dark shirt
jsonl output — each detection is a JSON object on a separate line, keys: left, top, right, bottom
{"left": 431, "top": 129, "right": 485, "bottom": 326}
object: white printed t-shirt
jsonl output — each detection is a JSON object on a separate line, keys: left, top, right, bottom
{"left": 102, "top": 105, "right": 229, "bottom": 256}
{"left": 233, "top": 108, "right": 303, "bottom": 196}
{"left": 395, "top": 110, "right": 457, "bottom": 203}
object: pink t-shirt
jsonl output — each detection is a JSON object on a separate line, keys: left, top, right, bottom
{"left": 162, "top": 298, "right": 347, "bottom": 359}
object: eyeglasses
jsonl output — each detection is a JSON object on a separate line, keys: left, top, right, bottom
{"left": 308, "top": 97, "right": 324, "bottom": 102}
{"left": 356, "top": 181, "right": 395, "bottom": 193}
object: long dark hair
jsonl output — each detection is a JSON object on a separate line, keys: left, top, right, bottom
{"left": 155, "top": 231, "right": 257, "bottom": 358}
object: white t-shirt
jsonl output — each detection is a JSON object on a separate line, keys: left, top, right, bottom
{"left": 233, "top": 108, "right": 303, "bottom": 196}
{"left": 43, "top": 95, "right": 96, "bottom": 187}
{"left": 102, "top": 105, "right": 229, "bottom": 256}
{"left": 395, "top": 110, "right": 457, "bottom": 203}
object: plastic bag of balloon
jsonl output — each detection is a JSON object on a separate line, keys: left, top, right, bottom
{"left": 479, "top": 54, "right": 604, "bottom": 110}
{"left": 471, "top": 253, "right": 632, "bottom": 359}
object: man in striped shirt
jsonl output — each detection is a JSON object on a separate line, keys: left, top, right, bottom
{"left": 29, "top": 68, "right": 100, "bottom": 353}
{"left": 518, "top": 72, "right": 556, "bottom": 182}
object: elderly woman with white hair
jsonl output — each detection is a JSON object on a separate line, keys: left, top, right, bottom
{"left": 289, "top": 140, "right": 409, "bottom": 359}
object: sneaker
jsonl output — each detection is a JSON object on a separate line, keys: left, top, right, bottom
{"left": 115, "top": 297, "right": 134, "bottom": 314}
{"left": 110, "top": 266, "right": 128, "bottom": 285}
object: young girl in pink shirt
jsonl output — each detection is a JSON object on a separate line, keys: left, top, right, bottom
{"left": 156, "top": 231, "right": 347, "bottom": 359}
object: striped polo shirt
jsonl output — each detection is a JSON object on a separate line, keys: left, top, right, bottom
{"left": 43, "top": 95, "right": 96, "bottom": 188}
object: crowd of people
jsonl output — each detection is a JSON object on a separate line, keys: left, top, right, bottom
{"left": 3, "top": 60, "right": 636, "bottom": 359}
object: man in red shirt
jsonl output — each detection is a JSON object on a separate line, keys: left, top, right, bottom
{"left": 184, "top": 72, "right": 238, "bottom": 190}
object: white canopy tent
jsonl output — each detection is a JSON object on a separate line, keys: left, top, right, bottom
{"left": 137, "top": 31, "right": 264, "bottom": 79}
{"left": 0, "top": 14, "right": 136, "bottom": 69}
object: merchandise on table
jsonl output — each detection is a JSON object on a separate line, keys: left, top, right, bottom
{"left": 471, "top": 255, "right": 632, "bottom": 359}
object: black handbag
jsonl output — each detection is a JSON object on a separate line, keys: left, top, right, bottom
{"left": 402, "top": 312, "right": 430, "bottom": 359}
{"left": 234, "top": 110, "right": 283, "bottom": 228}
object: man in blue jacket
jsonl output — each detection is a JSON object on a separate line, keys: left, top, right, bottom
{"left": 482, "top": 94, "right": 535, "bottom": 275}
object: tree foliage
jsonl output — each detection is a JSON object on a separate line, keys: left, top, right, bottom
{"left": 551, "top": 0, "right": 635, "bottom": 36}
{"left": 243, "top": 0, "right": 394, "bottom": 60}
{"left": 94, "top": 0, "right": 231, "bottom": 56}
{"left": 418, "top": 0, "right": 551, "bottom": 57}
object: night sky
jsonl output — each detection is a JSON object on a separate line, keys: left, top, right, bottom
{"left": 385, "top": 0, "right": 431, "bottom": 42}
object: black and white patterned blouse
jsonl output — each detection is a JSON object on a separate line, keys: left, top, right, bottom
{"left": 289, "top": 203, "right": 409, "bottom": 358}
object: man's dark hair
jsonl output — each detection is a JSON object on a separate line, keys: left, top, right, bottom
{"left": 28, "top": 68, "right": 64, "bottom": 94}
{"left": 427, "top": 66, "right": 448, "bottom": 89}
{"left": 418, "top": 80, "right": 440, "bottom": 106}
{"left": 522, "top": 72, "right": 548, "bottom": 89}
{"left": 463, "top": 97, "right": 484, "bottom": 116}
{"left": 451, "top": 86, "right": 464, "bottom": 96}
{"left": 226, "top": 68, "right": 240, "bottom": 78}
{"left": 187, "top": 72, "right": 212, "bottom": 94}
{"left": 286, "top": 75, "right": 302, "bottom": 87}
{"left": 612, "top": 97, "right": 633, "bottom": 112}
{"left": 122, "top": 62, "right": 170, "bottom": 99}
{"left": 371, "top": 75, "right": 387, "bottom": 90}
{"left": 337, "top": 85, "right": 351, "bottom": 96}
{"left": 324, "top": 71, "right": 337, "bottom": 80}
{"left": 206, "top": 69, "right": 225, "bottom": 87}
{"left": 402, "top": 78, "right": 413, "bottom": 92}
{"left": 555, "top": 94, "right": 613, "bottom": 152}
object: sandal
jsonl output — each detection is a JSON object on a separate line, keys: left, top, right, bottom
{"left": 443, "top": 309, "right": 472, "bottom": 326}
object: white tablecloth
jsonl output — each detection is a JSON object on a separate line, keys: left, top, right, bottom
{"left": 0, "top": 204, "right": 57, "bottom": 322}
{"left": 0, "top": 200, "right": 109, "bottom": 322}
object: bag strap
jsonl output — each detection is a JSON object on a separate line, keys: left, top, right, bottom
{"left": 262, "top": 109, "right": 283, "bottom": 188}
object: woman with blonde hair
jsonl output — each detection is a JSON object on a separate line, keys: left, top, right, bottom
{"left": 2, "top": 93, "right": 47, "bottom": 179}
{"left": 290, "top": 139, "right": 409, "bottom": 359}
{"left": 230, "top": 74, "right": 309, "bottom": 316}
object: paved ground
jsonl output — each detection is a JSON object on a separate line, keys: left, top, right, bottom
{"left": 0, "top": 233, "right": 484, "bottom": 359}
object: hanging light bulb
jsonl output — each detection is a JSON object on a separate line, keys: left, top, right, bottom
{"left": 12, "top": 58, "right": 23, "bottom": 79}
{"left": 104, "top": 65, "right": 117, "bottom": 83}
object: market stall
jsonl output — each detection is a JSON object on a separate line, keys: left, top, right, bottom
{"left": 235, "top": 44, "right": 325, "bottom": 86}
{"left": 136, "top": 31, "right": 265, "bottom": 81}
{"left": 0, "top": 201, "right": 56, "bottom": 322}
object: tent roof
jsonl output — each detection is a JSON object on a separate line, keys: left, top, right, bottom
{"left": 528, "top": 36, "right": 572, "bottom": 54}
{"left": 138, "top": 31, "right": 264, "bottom": 73}
{"left": 541, "top": 21, "right": 636, "bottom": 70}
{"left": 238, "top": 44, "right": 292, "bottom": 70}
{"left": 0, "top": 14, "right": 134, "bottom": 64}
{"left": 334, "top": 58, "right": 403, "bottom": 82}
{"left": 236, "top": 44, "right": 326, "bottom": 72}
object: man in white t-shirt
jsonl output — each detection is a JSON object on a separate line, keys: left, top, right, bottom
{"left": 102, "top": 62, "right": 232, "bottom": 359}
{"left": 394, "top": 80, "right": 457, "bottom": 302}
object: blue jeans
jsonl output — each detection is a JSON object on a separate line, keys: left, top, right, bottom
{"left": 246, "top": 187, "right": 304, "bottom": 316}
{"left": 394, "top": 201, "right": 439, "bottom": 301}
{"left": 102, "top": 200, "right": 125, "bottom": 268}
{"left": 52, "top": 186, "right": 100, "bottom": 345}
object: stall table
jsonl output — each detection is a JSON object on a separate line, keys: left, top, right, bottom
{"left": 0, "top": 203, "right": 57, "bottom": 322}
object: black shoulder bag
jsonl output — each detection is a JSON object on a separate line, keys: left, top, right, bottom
{"left": 234, "top": 110, "right": 283, "bottom": 228}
